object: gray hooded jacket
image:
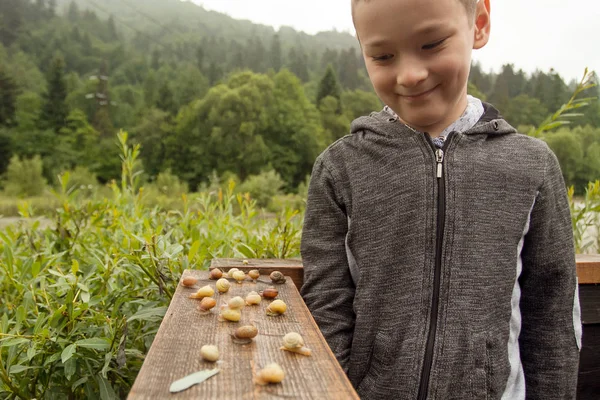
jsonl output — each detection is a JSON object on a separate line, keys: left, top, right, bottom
{"left": 300, "top": 104, "right": 581, "bottom": 400}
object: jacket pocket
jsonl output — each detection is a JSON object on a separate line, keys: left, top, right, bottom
{"left": 356, "top": 331, "right": 396, "bottom": 395}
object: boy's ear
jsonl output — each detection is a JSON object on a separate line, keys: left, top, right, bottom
{"left": 473, "top": 0, "right": 491, "bottom": 49}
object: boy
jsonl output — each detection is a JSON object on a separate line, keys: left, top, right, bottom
{"left": 300, "top": 0, "right": 582, "bottom": 399}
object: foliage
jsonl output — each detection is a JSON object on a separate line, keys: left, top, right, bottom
{"left": 1, "top": 155, "right": 47, "bottom": 197}
{"left": 569, "top": 181, "right": 600, "bottom": 254}
{"left": 237, "top": 170, "right": 286, "bottom": 209}
{"left": 0, "top": 133, "right": 303, "bottom": 398}
{"left": 316, "top": 64, "right": 342, "bottom": 107}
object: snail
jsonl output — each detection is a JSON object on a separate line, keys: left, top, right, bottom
{"left": 226, "top": 268, "right": 240, "bottom": 278}
{"left": 270, "top": 271, "right": 286, "bottom": 284}
{"left": 266, "top": 299, "right": 287, "bottom": 316}
{"left": 181, "top": 276, "right": 198, "bottom": 287}
{"left": 260, "top": 287, "right": 278, "bottom": 299}
{"left": 209, "top": 268, "right": 223, "bottom": 280}
{"left": 231, "top": 325, "right": 258, "bottom": 344}
{"left": 231, "top": 270, "right": 247, "bottom": 284}
{"left": 248, "top": 270, "right": 260, "bottom": 280}
{"left": 254, "top": 363, "right": 285, "bottom": 385}
{"left": 216, "top": 278, "right": 231, "bottom": 293}
{"left": 228, "top": 296, "right": 245, "bottom": 310}
{"left": 218, "top": 306, "right": 241, "bottom": 322}
{"left": 242, "top": 259, "right": 249, "bottom": 265}
{"left": 189, "top": 285, "right": 214, "bottom": 299}
{"left": 200, "top": 345, "right": 219, "bottom": 362}
{"left": 198, "top": 297, "right": 217, "bottom": 313}
{"left": 280, "top": 332, "right": 312, "bottom": 356}
{"left": 245, "top": 291, "right": 262, "bottom": 305}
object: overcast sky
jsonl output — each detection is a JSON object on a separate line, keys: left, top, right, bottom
{"left": 191, "top": 0, "right": 599, "bottom": 84}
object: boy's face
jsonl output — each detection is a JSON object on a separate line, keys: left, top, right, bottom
{"left": 353, "top": 0, "right": 490, "bottom": 135}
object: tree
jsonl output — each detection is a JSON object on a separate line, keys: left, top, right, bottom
{"left": 269, "top": 34, "right": 282, "bottom": 72}
{"left": 0, "top": 66, "right": 18, "bottom": 126}
{"left": 0, "top": 0, "right": 22, "bottom": 47}
{"left": 316, "top": 64, "right": 342, "bottom": 107}
{"left": 502, "top": 94, "right": 548, "bottom": 128}
{"left": 40, "top": 55, "right": 69, "bottom": 132}
{"left": 287, "top": 47, "right": 309, "bottom": 82}
{"left": 67, "top": 1, "right": 79, "bottom": 21}
{"left": 0, "top": 130, "right": 12, "bottom": 175}
{"left": 156, "top": 82, "right": 176, "bottom": 115}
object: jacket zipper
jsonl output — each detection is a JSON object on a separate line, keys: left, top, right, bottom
{"left": 417, "top": 137, "right": 451, "bottom": 400}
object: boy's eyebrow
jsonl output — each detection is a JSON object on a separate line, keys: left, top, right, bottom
{"left": 362, "top": 23, "right": 446, "bottom": 48}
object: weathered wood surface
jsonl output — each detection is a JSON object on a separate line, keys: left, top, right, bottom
{"left": 128, "top": 270, "right": 358, "bottom": 400}
{"left": 576, "top": 254, "right": 600, "bottom": 284}
{"left": 211, "top": 258, "right": 304, "bottom": 290}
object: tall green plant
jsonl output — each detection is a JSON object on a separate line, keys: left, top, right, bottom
{"left": 569, "top": 180, "right": 600, "bottom": 254}
{"left": 0, "top": 132, "right": 303, "bottom": 398}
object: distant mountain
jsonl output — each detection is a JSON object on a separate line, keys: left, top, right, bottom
{"left": 55, "top": 0, "right": 359, "bottom": 51}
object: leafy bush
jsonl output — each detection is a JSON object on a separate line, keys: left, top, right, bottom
{"left": 237, "top": 169, "right": 285, "bottom": 208}
{"left": 1, "top": 155, "right": 47, "bottom": 197}
{"left": 153, "top": 169, "right": 188, "bottom": 196}
{"left": 569, "top": 180, "right": 600, "bottom": 254}
{"left": 0, "top": 132, "right": 303, "bottom": 399}
{"left": 55, "top": 166, "right": 99, "bottom": 197}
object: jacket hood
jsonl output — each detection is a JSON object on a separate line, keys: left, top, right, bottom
{"left": 350, "top": 102, "right": 517, "bottom": 139}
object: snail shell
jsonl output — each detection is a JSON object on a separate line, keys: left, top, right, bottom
{"left": 266, "top": 299, "right": 287, "bottom": 316}
{"left": 232, "top": 270, "right": 247, "bottom": 283}
{"left": 209, "top": 268, "right": 223, "bottom": 280}
{"left": 248, "top": 270, "right": 260, "bottom": 280}
{"left": 228, "top": 296, "right": 246, "bottom": 310}
{"left": 219, "top": 307, "right": 241, "bottom": 322}
{"left": 254, "top": 363, "right": 285, "bottom": 385}
{"left": 200, "top": 345, "right": 219, "bottom": 362}
{"left": 216, "top": 278, "right": 231, "bottom": 293}
{"left": 181, "top": 276, "right": 198, "bottom": 287}
{"left": 245, "top": 291, "right": 262, "bottom": 305}
{"left": 282, "top": 332, "right": 304, "bottom": 349}
{"left": 270, "top": 271, "right": 286, "bottom": 284}
{"left": 198, "top": 297, "right": 217, "bottom": 312}
{"left": 226, "top": 268, "right": 240, "bottom": 278}
{"left": 260, "top": 287, "right": 278, "bottom": 299}
{"left": 189, "top": 285, "right": 214, "bottom": 299}
{"left": 232, "top": 325, "right": 259, "bottom": 344}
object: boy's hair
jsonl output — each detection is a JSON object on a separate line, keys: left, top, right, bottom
{"left": 352, "top": 0, "right": 479, "bottom": 23}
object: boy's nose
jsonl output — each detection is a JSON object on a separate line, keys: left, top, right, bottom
{"left": 396, "top": 58, "right": 428, "bottom": 89}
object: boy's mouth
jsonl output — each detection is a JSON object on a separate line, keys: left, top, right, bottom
{"left": 401, "top": 85, "right": 439, "bottom": 100}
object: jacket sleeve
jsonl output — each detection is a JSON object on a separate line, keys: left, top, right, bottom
{"left": 300, "top": 156, "right": 356, "bottom": 373}
{"left": 519, "top": 146, "right": 581, "bottom": 399}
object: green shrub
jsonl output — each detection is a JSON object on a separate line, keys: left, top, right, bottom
{"left": 1, "top": 155, "right": 47, "bottom": 197}
{"left": 0, "top": 132, "right": 303, "bottom": 399}
{"left": 55, "top": 166, "right": 99, "bottom": 198}
{"left": 237, "top": 169, "right": 285, "bottom": 208}
{"left": 153, "top": 169, "right": 188, "bottom": 196}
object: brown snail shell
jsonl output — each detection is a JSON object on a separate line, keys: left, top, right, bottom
{"left": 270, "top": 271, "right": 286, "bottom": 284}
{"left": 232, "top": 325, "right": 258, "bottom": 344}
{"left": 248, "top": 270, "right": 260, "bottom": 280}
{"left": 181, "top": 276, "right": 198, "bottom": 287}
{"left": 198, "top": 297, "right": 217, "bottom": 313}
{"left": 260, "top": 287, "right": 278, "bottom": 299}
{"left": 209, "top": 268, "right": 223, "bottom": 280}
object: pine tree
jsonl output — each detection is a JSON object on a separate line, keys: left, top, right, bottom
{"left": 40, "top": 55, "right": 69, "bottom": 132}
{"left": 269, "top": 34, "right": 282, "bottom": 72}
{"left": 156, "top": 82, "right": 175, "bottom": 115}
{"left": 67, "top": 1, "right": 79, "bottom": 21}
{"left": 0, "top": 66, "right": 19, "bottom": 127}
{"left": 0, "top": 0, "right": 22, "bottom": 46}
{"left": 316, "top": 64, "right": 342, "bottom": 107}
{"left": 107, "top": 15, "right": 118, "bottom": 41}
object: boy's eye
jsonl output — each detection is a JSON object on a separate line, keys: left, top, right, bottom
{"left": 422, "top": 39, "right": 446, "bottom": 50}
{"left": 371, "top": 54, "right": 393, "bottom": 62}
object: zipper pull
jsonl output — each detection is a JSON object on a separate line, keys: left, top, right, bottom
{"left": 436, "top": 149, "right": 444, "bottom": 178}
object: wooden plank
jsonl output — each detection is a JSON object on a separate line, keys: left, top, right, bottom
{"left": 211, "top": 258, "right": 304, "bottom": 290}
{"left": 576, "top": 254, "right": 600, "bottom": 284}
{"left": 128, "top": 270, "right": 358, "bottom": 400}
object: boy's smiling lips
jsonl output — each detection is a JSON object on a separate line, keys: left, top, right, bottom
{"left": 399, "top": 84, "right": 440, "bottom": 101}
